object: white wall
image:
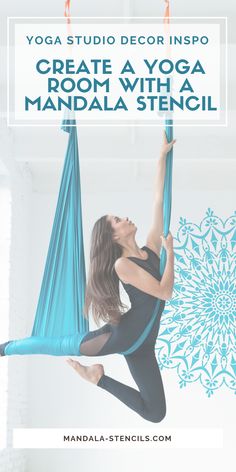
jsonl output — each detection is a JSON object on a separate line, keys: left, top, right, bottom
{"left": 25, "top": 157, "right": 235, "bottom": 472}
{"left": 1, "top": 127, "right": 235, "bottom": 472}
{"left": 0, "top": 0, "right": 235, "bottom": 468}
{"left": 0, "top": 131, "right": 31, "bottom": 472}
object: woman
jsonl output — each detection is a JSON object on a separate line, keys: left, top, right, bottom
{"left": 0, "top": 132, "right": 175, "bottom": 423}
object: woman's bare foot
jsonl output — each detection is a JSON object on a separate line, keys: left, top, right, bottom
{"left": 66, "top": 359, "right": 104, "bottom": 385}
{"left": 0, "top": 341, "right": 11, "bottom": 357}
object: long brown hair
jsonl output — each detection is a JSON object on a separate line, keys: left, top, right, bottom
{"left": 84, "top": 215, "right": 128, "bottom": 326}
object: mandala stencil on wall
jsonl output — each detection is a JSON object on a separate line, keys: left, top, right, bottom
{"left": 156, "top": 209, "right": 236, "bottom": 396}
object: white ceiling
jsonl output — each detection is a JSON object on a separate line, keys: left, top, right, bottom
{"left": 1, "top": 0, "right": 235, "bottom": 26}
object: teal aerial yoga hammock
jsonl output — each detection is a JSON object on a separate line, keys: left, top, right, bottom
{"left": 5, "top": 118, "right": 173, "bottom": 357}
{"left": 32, "top": 119, "right": 88, "bottom": 338}
{"left": 5, "top": 120, "right": 89, "bottom": 356}
{"left": 5, "top": 0, "right": 173, "bottom": 358}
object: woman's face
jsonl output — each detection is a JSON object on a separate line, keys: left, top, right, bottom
{"left": 107, "top": 215, "right": 136, "bottom": 240}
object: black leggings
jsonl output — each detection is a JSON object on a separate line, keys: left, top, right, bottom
{"left": 81, "top": 308, "right": 166, "bottom": 423}
{"left": 97, "top": 345, "right": 166, "bottom": 423}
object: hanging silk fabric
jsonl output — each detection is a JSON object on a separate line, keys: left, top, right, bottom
{"left": 120, "top": 0, "right": 173, "bottom": 355}
{"left": 5, "top": 2, "right": 173, "bottom": 357}
{"left": 31, "top": 120, "right": 89, "bottom": 338}
{"left": 5, "top": 121, "right": 90, "bottom": 357}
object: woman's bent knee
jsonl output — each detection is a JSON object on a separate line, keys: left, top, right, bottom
{"left": 143, "top": 404, "right": 166, "bottom": 423}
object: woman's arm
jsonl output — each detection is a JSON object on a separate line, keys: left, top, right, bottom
{"left": 114, "top": 234, "right": 174, "bottom": 301}
{"left": 146, "top": 132, "right": 176, "bottom": 256}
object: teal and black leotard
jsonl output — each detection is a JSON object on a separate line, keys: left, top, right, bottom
{"left": 1, "top": 246, "right": 166, "bottom": 423}
{"left": 81, "top": 245, "right": 166, "bottom": 355}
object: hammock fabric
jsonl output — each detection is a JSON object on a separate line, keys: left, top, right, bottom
{"left": 5, "top": 1, "right": 173, "bottom": 357}
{"left": 31, "top": 120, "right": 88, "bottom": 338}
{"left": 5, "top": 119, "right": 173, "bottom": 357}
{"left": 5, "top": 120, "right": 89, "bottom": 356}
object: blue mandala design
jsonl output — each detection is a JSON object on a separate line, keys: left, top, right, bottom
{"left": 156, "top": 209, "right": 236, "bottom": 397}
